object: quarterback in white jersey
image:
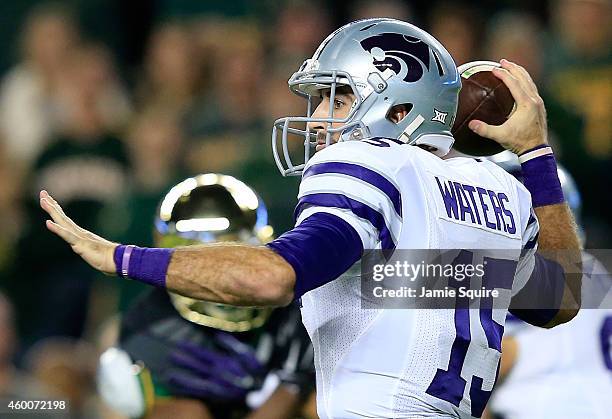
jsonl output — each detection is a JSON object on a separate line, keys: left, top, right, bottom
{"left": 297, "top": 138, "right": 538, "bottom": 418}
{"left": 39, "top": 19, "right": 582, "bottom": 419}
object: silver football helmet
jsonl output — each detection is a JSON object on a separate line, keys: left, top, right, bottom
{"left": 272, "top": 18, "right": 461, "bottom": 176}
{"left": 155, "top": 174, "right": 275, "bottom": 331}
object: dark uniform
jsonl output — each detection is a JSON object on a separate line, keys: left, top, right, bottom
{"left": 120, "top": 288, "right": 313, "bottom": 418}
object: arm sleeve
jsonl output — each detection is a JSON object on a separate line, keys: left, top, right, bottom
{"left": 510, "top": 187, "right": 564, "bottom": 327}
{"left": 509, "top": 253, "right": 565, "bottom": 326}
{"left": 267, "top": 212, "right": 363, "bottom": 299}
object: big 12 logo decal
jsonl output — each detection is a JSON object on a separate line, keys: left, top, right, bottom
{"left": 360, "top": 33, "right": 431, "bottom": 83}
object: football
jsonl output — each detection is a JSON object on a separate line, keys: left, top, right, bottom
{"left": 451, "top": 61, "right": 515, "bottom": 156}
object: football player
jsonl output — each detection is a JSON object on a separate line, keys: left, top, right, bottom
{"left": 484, "top": 156, "right": 612, "bottom": 419}
{"left": 40, "top": 19, "right": 582, "bottom": 418}
{"left": 97, "top": 174, "right": 315, "bottom": 419}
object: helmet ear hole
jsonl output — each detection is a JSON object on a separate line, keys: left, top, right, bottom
{"left": 387, "top": 103, "right": 413, "bottom": 123}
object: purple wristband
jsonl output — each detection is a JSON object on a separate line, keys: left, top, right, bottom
{"left": 113, "top": 245, "right": 174, "bottom": 288}
{"left": 114, "top": 245, "right": 127, "bottom": 277}
{"left": 519, "top": 146, "right": 564, "bottom": 207}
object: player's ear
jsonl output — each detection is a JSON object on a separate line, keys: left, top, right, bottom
{"left": 388, "top": 104, "right": 411, "bottom": 123}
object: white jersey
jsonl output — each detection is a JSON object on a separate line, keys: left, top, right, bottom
{"left": 490, "top": 254, "right": 612, "bottom": 419}
{"left": 296, "top": 139, "right": 539, "bottom": 418}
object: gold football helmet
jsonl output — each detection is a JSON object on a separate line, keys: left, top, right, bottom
{"left": 155, "top": 174, "right": 274, "bottom": 332}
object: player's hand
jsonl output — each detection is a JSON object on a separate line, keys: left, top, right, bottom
{"left": 468, "top": 59, "right": 548, "bottom": 155}
{"left": 167, "top": 332, "right": 265, "bottom": 401}
{"left": 39, "top": 190, "right": 117, "bottom": 275}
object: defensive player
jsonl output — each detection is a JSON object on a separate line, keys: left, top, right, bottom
{"left": 484, "top": 158, "right": 612, "bottom": 419}
{"left": 97, "top": 174, "right": 315, "bottom": 419}
{"left": 40, "top": 19, "right": 581, "bottom": 418}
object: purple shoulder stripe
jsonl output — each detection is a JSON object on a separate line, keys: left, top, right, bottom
{"left": 303, "top": 161, "right": 402, "bottom": 217}
{"left": 294, "top": 193, "right": 396, "bottom": 250}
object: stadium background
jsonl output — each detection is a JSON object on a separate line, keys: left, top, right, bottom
{"left": 0, "top": 0, "right": 609, "bottom": 417}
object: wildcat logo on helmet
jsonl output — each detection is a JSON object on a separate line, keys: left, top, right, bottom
{"left": 360, "top": 33, "right": 431, "bottom": 83}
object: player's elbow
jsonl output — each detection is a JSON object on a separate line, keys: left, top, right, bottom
{"left": 559, "top": 306, "right": 580, "bottom": 323}
{"left": 543, "top": 306, "right": 579, "bottom": 328}
{"left": 513, "top": 254, "right": 582, "bottom": 329}
{"left": 543, "top": 274, "right": 582, "bottom": 328}
{"left": 543, "top": 309, "right": 578, "bottom": 328}
{"left": 253, "top": 265, "right": 295, "bottom": 306}
{"left": 263, "top": 283, "right": 294, "bottom": 307}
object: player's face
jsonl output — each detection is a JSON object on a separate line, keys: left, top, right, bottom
{"left": 308, "top": 87, "right": 357, "bottom": 151}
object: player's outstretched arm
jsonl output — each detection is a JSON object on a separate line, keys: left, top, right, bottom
{"left": 166, "top": 244, "right": 295, "bottom": 306}
{"left": 40, "top": 189, "right": 296, "bottom": 307}
{"left": 42, "top": 181, "right": 364, "bottom": 307}
{"left": 470, "top": 59, "right": 582, "bottom": 326}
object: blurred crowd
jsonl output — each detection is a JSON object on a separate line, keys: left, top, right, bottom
{"left": 0, "top": 0, "right": 609, "bottom": 417}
